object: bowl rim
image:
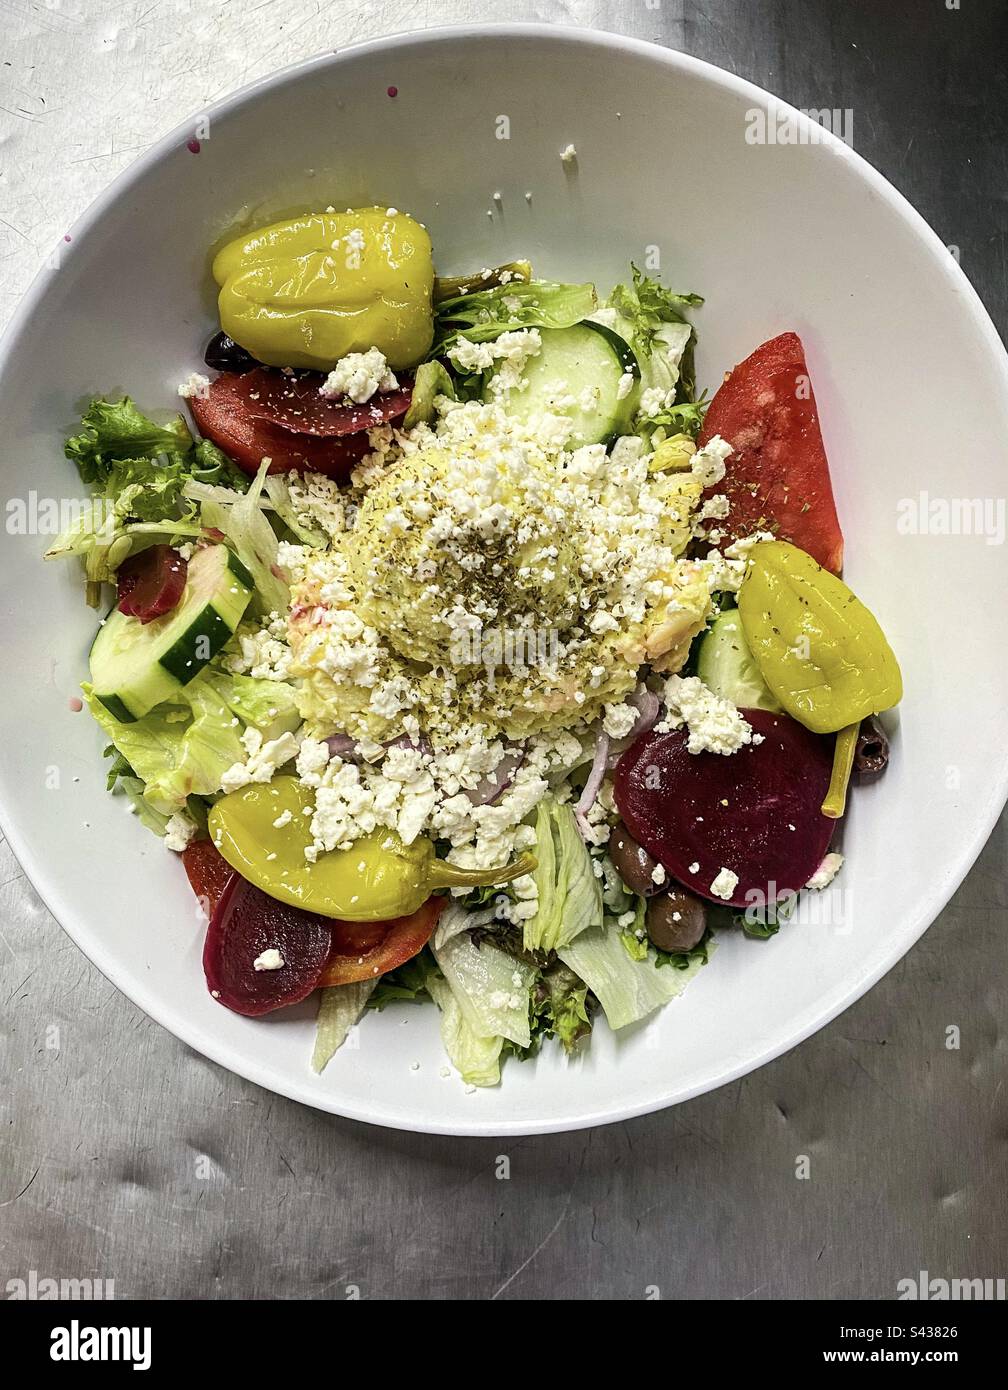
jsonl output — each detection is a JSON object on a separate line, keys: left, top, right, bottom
{"left": 2, "top": 22, "right": 1007, "bottom": 1136}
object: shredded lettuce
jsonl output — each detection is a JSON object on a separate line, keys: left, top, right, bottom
{"left": 201, "top": 458, "right": 288, "bottom": 615}
{"left": 431, "top": 931, "right": 537, "bottom": 1049}
{"left": 600, "top": 265, "right": 703, "bottom": 416}
{"left": 513, "top": 963, "right": 592, "bottom": 1058}
{"left": 433, "top": 279, "right": 597, "bottom": 354}
{"left": 543, "top": 966, "right": 592, "bottom": 1051}
{"left": 86, "top": 667, "right": 299, "bottom": 819}
{"left": 118, "top": 776, "right": 173, "bottom": 836}
{"left": 261, "top": 475, "right": 327, "bottom": 547}
{"left": 66, "top": 397, "right": 192, "bottom": 478}
{"left": 312, "top": 981, "right": 377, "bottom": 1072}
{"left": 619, "top": 896, "right": 650, "bottom": 962}
{"left": 426, "top": 972, "right": 505, "bottom": 1087}
{"left": 637, "top": 397, "right": 708, "bottom": 444}
{"left": 606, "top": 266, "right": 702, "bottom": 366}
{"left": 200, "top": 667, "right": 300, "bottom": 743}
{"left": 66, "top": 396, "right": 246, "bottom": 514}
{"left": 365, "top": 953, "right": 434, "bottom": 1010}
{"left": 84, "top": 672, "right": 253, "bottom": 816}
{"left": 50, "top": 396, "right": 246, "bottom": 604}
{"left": 558, "top": 919, "right": 710, "bottom": 1031}
{"left": 433, "top": 899, "right": 497, "bottom": 950}
{"left": 523, "top": 797, "right": 603, "bottom": 954}
{"left": 402, "top": 361, "right": 455, "bottom": 429}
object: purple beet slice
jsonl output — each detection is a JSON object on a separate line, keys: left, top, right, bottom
{"left": 203, "top": 875, "right": 333, "bottom": 1016}
{"left": 613, "top": 709, "right": 836, "bottom": 909}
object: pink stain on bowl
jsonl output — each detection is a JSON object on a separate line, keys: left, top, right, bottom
{"left": 186, "top": 137, "right": 201, "bottom": 154}
{"left": 68, "top": 696, "right": 83, "bottom": 712}
{"left": 63, "top": 234, "right": 71, "bottom": 243}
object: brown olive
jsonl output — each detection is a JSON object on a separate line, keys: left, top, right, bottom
{"left": 854, "top": 715, "right": 890, "bottom": 780}
{"left": 610, "top": 825, "right": 663, "bottom": 897}
{"left": 646, "top": 889, "right": 707, "bottom": 954}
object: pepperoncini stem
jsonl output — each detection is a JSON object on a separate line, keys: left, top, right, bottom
{"left": 822, "top": 723, "right": 859, "bottom": 819}
{"left": 434, "top": 261, "right": 533, "bottom": 302}
{"left": 427, "top": 851, "right": 538, "bottom": 890}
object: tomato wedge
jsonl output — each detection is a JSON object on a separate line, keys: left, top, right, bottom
{"left": 236, "top": 367, "right": 413, "bottom": 437}
{"left": 182, "top": 838, "right": 236, "bottom": 917}
{"left": 699, "top": 332, "right": 843, "bottom": 573}
{"left": 187, "top": 373, "right": 373, "bottom": 478}
{"left": 318, "top": 897, "right": 445, "bottom": 987}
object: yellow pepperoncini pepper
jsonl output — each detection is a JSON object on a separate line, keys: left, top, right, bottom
{"left": 738, "top": 540, "right": 902, "bottom": 818}
{"left": 208, "top": 777, "right": 536, "bottom": 921}
{"left": 212, "top": 208, "right": 435, "bottom": 371}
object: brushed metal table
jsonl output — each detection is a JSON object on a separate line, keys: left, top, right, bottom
{"left": 2, "top": 0, "right": 1005, "bottom": 1299}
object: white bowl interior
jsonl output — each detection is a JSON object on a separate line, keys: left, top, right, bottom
{"left": 1, "top": 27, "right": 1006, "bottom": 1134}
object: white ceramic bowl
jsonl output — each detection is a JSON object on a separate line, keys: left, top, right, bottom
{"left": 2, "top": 25, "right": 1006, "bottom": 1136}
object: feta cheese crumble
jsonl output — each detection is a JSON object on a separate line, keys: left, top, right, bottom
{"left": 658, "top": 674, "right": 753, "bottom": 755}
{"left": 220, "top": 729, "right": 301, "bottom": 794}
{"left": 320, "top": 348, "right": 398, "bottom": 404}
{"left": 253, "top": 949, "right": 285, "bottom": 972}
{"left": 806, "top": 851, "right": 844, "bottom": 890}
{"left": 446, "top": 329, "right": 542, "bottom": 396}
{"left": 177, "top": 372, "right": 210, "bottom": 400}
{"left": 164, "top": 810, "right": 197, "bottom": 852}
{"left": 710, "top": 867, "right": 739, "bottom": 900}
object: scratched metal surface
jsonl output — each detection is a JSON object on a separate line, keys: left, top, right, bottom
{"left": 2, "top": 0, "right": 1006, "bottom": 1301}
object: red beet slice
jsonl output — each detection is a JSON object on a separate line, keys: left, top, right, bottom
{"left": 613, "top": 709, "right": 835, "bottom": 909}
{"left": 235, "top": 367, "right": 413, "bottom": 437}
{"left": 203, "top": 875, "right": 334, "bottom": 1016}
{"left": 188, "top": 373, "right": 373, "bottom": 477}
{"left": 117, "top": 545, "right": 187, "bottom": 623}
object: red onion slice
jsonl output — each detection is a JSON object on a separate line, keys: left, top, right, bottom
{"left": 607, "top": 688, "right": 663, "bottom": 767}
{"left": 466, "top": 748, "right": 525, "bottom": 807}
{"left": 575, "top": 730, "right": 610, "bottom": 840}
{"left": 323, "top": 731, "right": 433, "bottom": 764}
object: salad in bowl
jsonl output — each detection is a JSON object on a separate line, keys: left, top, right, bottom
{"left": 45, "top": 205, "right": 902, "bottom": 1087}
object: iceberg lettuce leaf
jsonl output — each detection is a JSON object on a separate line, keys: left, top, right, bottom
{"left": 523, "top": 797, "right": 603, "bottom": 954}
{"left": 433, "top": 279, "right": 597, "bottom": 354}
{"left": 559, "top": 920, "right": 711, "bottom": 1031}
{"left": 431, "top": 932, "right": 537, "bottom": 1048}
{"left": 201, "top": 458, "right": 288, "bottom": 615}
{"left": 426, "top": 972, "right": 504, "bottom": 1087}
{"left": 83, "top": 671, "right": 247, "bottom": 816}
{"left": 312, "top": 981, "right": 377, "bottom": 1072}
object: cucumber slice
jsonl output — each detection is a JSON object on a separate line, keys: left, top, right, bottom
{"left": 483, "top": 321, "right": 640, "bottom": 446}
{"left": 695, "top": 610, "right": 782, "bottom": 712}
{"left": 89, "top": 545, "right": 254, "bottom": 721}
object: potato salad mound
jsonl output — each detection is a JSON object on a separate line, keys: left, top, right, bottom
{"left": 287, "top": 387, "right": 723, "bottom": 748}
